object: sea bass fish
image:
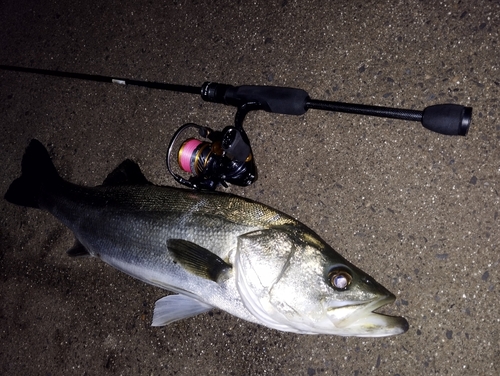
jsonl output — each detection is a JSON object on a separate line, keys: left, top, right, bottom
{"left": 4, "top": 139, "right": 408, "bottom": 337}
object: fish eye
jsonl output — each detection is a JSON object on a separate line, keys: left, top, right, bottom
{"left": 328, "top": 268, "right": 352, "bottom": 290}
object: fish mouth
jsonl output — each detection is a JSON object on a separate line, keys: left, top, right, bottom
{"left": 329, "top": 294, "right": 409, "bottom": 337}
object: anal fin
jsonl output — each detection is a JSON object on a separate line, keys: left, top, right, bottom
{"left": 67, "top": 240, "right": 91, "bottom": 257}
{"left": 152, "top": 294, "right": 212, "bottom": 326}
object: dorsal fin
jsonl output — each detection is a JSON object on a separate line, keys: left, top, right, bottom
{"left": 102, "top": 159, "right": 152, "bottom": 186}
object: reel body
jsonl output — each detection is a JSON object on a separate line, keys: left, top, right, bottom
{"left": 167, "top": 123, "right": 256, "bottom": 190}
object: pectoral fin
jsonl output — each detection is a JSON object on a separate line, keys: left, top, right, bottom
{"left": 152, "top": 294, "right": 213, "bottom": 326}
{"left": 167, "top": 239, "right": 232, "bottom": 282}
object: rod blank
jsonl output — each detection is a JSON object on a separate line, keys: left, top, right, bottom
{"left": 0, "top": 65, "right": 200, "bottom": 94}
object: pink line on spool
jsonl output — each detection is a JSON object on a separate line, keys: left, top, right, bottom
{"left": 178, "top": 139, "right": 201, "bottom": 173}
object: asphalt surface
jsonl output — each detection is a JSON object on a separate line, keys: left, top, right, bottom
{"left": 1, "top": 0, "right": 498, "bottom": 375}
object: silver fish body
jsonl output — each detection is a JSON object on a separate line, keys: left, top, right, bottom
{"left": 5, "top": 139, "right": 408, "bottom": 337}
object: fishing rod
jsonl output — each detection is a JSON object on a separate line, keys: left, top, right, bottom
{"left": 1, "top": 64, "right": 473, "bottom": 190}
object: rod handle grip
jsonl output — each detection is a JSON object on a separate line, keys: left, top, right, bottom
{"left": 201, "top": 82, "right": 309, "bottom": 115}
{"left": 422, "top": 104, "right": 472, "bottom": 136}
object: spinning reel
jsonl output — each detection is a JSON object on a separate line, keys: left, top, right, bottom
{"left": 166, "top": 104, "right": 258, "bottom": 190}
{"left": 1, "top": 65, "right": 473, "bottom": 191}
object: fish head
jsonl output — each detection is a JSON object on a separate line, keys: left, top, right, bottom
{"left": 235, "top": 227, "right": 409, "bottom": 337}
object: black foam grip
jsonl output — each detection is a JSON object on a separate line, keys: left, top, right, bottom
{"left": 201, "top": 82, "right": 309, "bottom": 115}
{"left": 422, "top": 104, "right": 472, "bottom": 136}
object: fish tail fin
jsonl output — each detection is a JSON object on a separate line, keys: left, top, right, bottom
{"left": 4, "top": 139, "right": 61, "bottom": 208}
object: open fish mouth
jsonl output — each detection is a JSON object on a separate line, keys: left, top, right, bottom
{"left": 328, "top": 295, "right": 409, "bottom": 337}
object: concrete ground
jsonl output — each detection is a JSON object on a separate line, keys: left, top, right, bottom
{"left": 1, "top": 0, "right": 498, "bottom": 375}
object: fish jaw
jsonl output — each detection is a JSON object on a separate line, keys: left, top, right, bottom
{"left": 325, "top": 294, "right": 409, "bottom": 337}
